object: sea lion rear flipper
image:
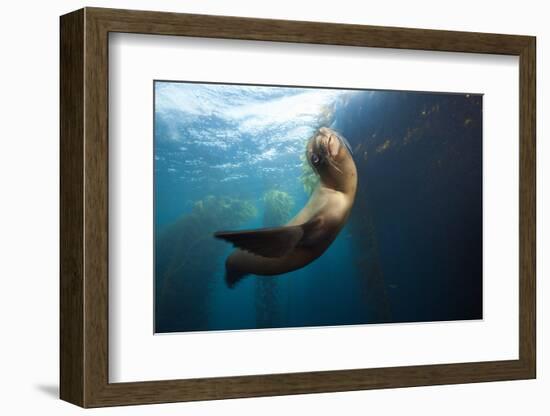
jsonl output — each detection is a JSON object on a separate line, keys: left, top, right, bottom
{"left": 225, "top": 268, "right": 248, "bottom": 288}
{"left": 214, "top": 218, "right": 322, "bottom": 258}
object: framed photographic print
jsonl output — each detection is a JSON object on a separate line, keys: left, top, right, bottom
{"left": 60, "top": 7, "right": 536, "bottom": 408}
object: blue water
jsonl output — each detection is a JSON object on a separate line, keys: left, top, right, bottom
{"left": 154, "top": 81, "right": 482, "bottom": 333}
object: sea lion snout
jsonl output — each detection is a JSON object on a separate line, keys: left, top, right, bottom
{"left": 307, "top": 128, "right": 352, "bottom": 174}
{"left": 311, "top": 128, "right": 352, "bottom": 161}
{"left": 306, "top": 127, "right": 357, "bottom": 194}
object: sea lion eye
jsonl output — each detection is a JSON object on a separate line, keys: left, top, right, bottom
{"left": 310, "top": 153, "right": 320, "bottom": 166}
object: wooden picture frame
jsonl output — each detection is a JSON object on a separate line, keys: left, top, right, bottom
{"left": 60, "top": 7, "right": 536, "bottom": 408}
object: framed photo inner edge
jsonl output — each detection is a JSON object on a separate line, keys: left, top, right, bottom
{"left": 60, "top": 7, "right": 536, "bottom": 408}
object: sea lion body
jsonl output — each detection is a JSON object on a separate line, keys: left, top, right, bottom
{"left": 215, "top": 127, "right": 357, "bottom": 287}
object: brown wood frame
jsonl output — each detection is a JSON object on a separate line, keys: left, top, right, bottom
{"left": 60, "top": 7, "right": 536, "bottom": 408}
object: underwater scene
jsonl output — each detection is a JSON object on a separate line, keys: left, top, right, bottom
{"left": 154, "top": 81, "right": 482, "bottom": 333}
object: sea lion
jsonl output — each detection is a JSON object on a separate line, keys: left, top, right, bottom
{"left": 214, "top": 127, "right": 357, "bottom": 287}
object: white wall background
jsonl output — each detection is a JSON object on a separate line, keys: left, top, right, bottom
{"left": 0, "top": 0, "right": 545, "bottom": 414}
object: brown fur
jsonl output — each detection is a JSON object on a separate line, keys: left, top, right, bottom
{"left": 223, "top": 127, "right": 357, "bottom": 284}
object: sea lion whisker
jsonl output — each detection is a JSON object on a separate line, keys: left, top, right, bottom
{"left": 327, "top": 157, "right": 343, "bottom": 174}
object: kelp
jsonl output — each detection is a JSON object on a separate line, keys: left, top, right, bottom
{"left": 155, "top": 195, "right": 257, "bottom": 332}
{"left": 262, "top": 189, "right": 294, "bottom": 227}
{"left": 349, "top": 192, "right": 392, "bottom": 323}
{"left": 336, "top": 91, "right": 482, "bottom": 323}
{"left": 299, "top": 153, "right": 320, "bottom": 196}
{"left": 255, "top": 189, "right": 295, "bottom": 328}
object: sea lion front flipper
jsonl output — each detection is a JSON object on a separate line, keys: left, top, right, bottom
{"left": 214, "top": 225, "right": 303, "bottom": 258}
{"left": 214, "top": 218, "right": 322, "bottom": 258}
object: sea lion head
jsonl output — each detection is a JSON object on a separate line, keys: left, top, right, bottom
{"left": 306, "top": 127, "right": 356, "bottom": 193}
